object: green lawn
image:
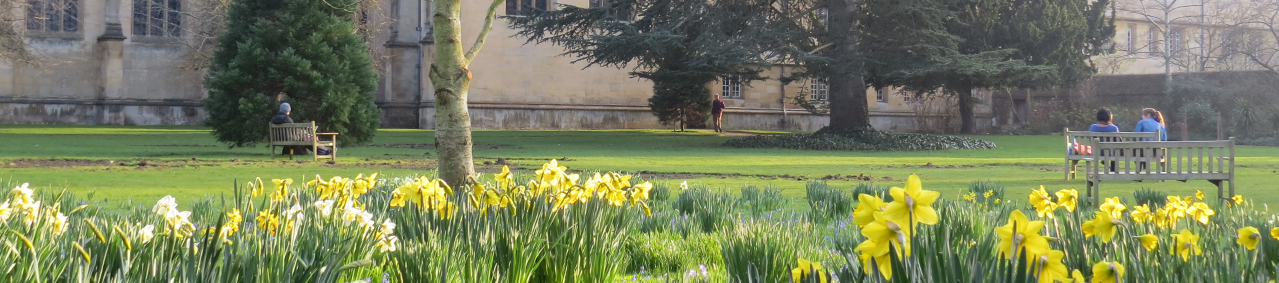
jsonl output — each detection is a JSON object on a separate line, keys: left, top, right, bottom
{"left": 3, "top": 124, "right": 1278, "bottom": 207}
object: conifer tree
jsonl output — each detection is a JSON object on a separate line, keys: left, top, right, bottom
{"left": 204, "top": 0, "right": 380, "bottom": 147}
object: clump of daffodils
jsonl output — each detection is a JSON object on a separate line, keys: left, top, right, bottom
{"left": 853, "top": 174, "right": 937, "bottom": 280}
{"left": 152, "top": 195, "right": 196, "bottom": 238}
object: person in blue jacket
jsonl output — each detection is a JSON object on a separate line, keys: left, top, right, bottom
{"left": 1090, "top": 108, "right": 1119, "bottom": 132}
{"left": 1091, "top": 108, "right": 1118, "bottom": 171}
{"left": 1133, "top": 108, "right": 1167, "bottom": 141}
{"left": 1133, "top": 107, "right": 1167, "bottom": 172}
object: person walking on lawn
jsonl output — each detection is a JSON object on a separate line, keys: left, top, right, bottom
{"left": 711, "top": 94, "right": 726, "bottom": 133}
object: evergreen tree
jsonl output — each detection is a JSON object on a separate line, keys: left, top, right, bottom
{"left": 508, "top": 0, "right": 780, "bottom": 130}
{"left": 204, "top": 0, "right": 380, "bottom": 147}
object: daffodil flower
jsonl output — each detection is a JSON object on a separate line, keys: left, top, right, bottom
{"left": 139, "top": 224, "right": 155, "bottom": 244}
{"left": 1271, "top": 227, "right": 1279, "bottom": 241}
{"left": 1091, "top": 261, "right": 1124, "bottom": 283}
{"left": 853, "top": 194, "right": 885, "bottom": 227}
{"left": 1195, "top": 190, "right": 1205, "bottom": 200}
{"left": 0, "top": 200, "right": 11, "bottom": 222}
{"left": 1232, "top": 195, "right": 1245, "bottom": 205}
{"left": 1238, "top": 226, "right": 1261, "bottom": 250}
{"left": 1130, "top": 204, "right": 1152, "bottom": 224}
{"left": 1084, "top": 210, "right": 1120, "bottom": 243}
{"left": 1099, "top": 197, "right": 1125, "bottom": 218}
{"left": 1055, "top": 189, "right": 1078, "bottom": 212}
{"left": 1035, "top": 250, "right": 1068, "bottom": 283}
{"left": 49, "top": 212, "right": 68, "bottom": 235}
{"left": 1172, "top": 229, "right": 1202, "bottom": 261}
{"left": 1189, "top": 202, "right": 1214, "bottom": 225}
{"left": 884, "top": 175, "right": 940, "bottom": 228}
{"left": 996, "top": 210, "right": 1050, "bottom": 259}
{"left": 862, "top": 211, "right": 911, "bottom": 257}
{"left": 1135, "top": 234, "right": 1158, "bottom": 251}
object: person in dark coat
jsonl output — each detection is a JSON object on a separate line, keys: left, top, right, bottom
{"left": 711, "top": 94, "right": 726, "bottom": 133}
{"left": 271, "top": 103, "right": 307, "bottom": 155}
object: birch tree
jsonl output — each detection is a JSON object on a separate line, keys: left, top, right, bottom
{"left": 431, "top": 0, "right": 506, "bottom": 186}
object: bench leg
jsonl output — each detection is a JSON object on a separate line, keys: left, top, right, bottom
{"left": 331, "top": 146, "right": 337, "bottom": 163}
{"left": 1211, "top": 180, "right": 1224, "bottom": 204}
{"left": 313, "top": 144, "right": 319, "bottom": 162}
{"left": 1085, "top": 180, "right": 1094, "bottom": 206}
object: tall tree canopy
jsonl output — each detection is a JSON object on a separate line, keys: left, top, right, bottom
{"left": 862, "top": 0, "right": 1115, "bottom": 133}
{"left": 509, "top": 0, "right": 782, "bottom": 130}
{"left": 204, "top": 0, "right": 380, "bottom": 146}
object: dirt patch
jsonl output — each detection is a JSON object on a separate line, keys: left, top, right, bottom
{"left": 2, "top": 158, "right": 113, "bottom": 168}
{"left": 719, "top": 131, "right": 759, "bottom": 137}
{"left": 373, "top": 143, "right": 511, "bottom": 150}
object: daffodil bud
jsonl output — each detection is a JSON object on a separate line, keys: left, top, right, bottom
{"left": 1251, "top": 233, "right": 1261, "bottom": 239}
{"left": 905, "top": 194, "right": 915, "bottom": 207}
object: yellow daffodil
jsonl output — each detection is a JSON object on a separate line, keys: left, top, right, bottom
{"left": 1135, "top": 234, "right": 1158, "bottom": 251}
{"left": 1055, "top": 189, "right": 1078, "bottom": 212}
{"left": 1130, "top": 204, "right": 1151, "bottom": 224}
{"left": 1085, "top": 210, "right": 1120, "bottom": 243}
{"left": 1271, "top": 227, "right": 1279, "bottom": 240}
{"left": 1172, "top": 229, "right": 1202, "bottom": 261}
{"left": 10, "top": 183, "right": 34, "bottom": 205}
{"left": 1029, "top": 186, "right": 1058, "bottom": 219}
{"left": 792, "top": 258, "right": 827, "bottom": 283}
{"left": 862, "top": 211, "right": 912, "bottom": 257}
{"left": 1238, "top": 226, "right": 1261, "bottom": 250}
{"left": 222, "top": 208, "right": 243, "bottom": 237}
{"left": 996, "top": 210, "right": 1050, "bottom": 259}
{"left": 257, "top": 210, "right": 280, "bottom": 235}
{"left": 1091, "top": 261, "right": 1125, "bottom": 283}
{"left": 1067, "top": 269, "right": 1085, "bottom": 283}
{"left": 1195, "top": 190, "right": 1205, "bottom": 200}
{"left": 352, "top": 173, "right": 377, "bottom": 196}
{"left": 1232, "top": 195, "right": 1245, "bottom": 205}
{"left": 853, "top": 194, "right": 886, "bottom": 227}
{"left": 984, "top": 190, "right": 995, "bottom": 199}
{"left": 1189, "top": 202, "right": 1214, "bottom": 225}
{"left": 139, "top": 224, "right": 155, "bottom": 244}
{"left": 1035, "top": 250, "right": 1068, "bottom": 283}
{"left": 962, "top": 192, "right": 976, "bottom": 201}
{"left": 1153, "top": 208, "right": 1172, "bottom": 229}
{"left": 495, "top": 165, "right": 515, "bottom": 189}
{"left": 271, "top": 179, "right": 292, "bottom": 203}
{"left": 1099, "top": 197, "right": 1126, "bottom": 218}
{"left": 855, "top": 240, "right": 893, "bottom": 280}
{"left": 884, "top": 175, "right": 940, "bottom": 228}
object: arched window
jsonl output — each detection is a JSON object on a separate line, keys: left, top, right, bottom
{"left": 26, "top": 0, "right": 79, "bottom": 33}
{"left": 133, "top": 0, "right": 182, "bottom": 37}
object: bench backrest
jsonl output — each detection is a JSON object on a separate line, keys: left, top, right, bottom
{"left": 269, "top": 122, "right": 316, "bottom": 143}
{"left": 1064, "top": 128, "right": 1160, "bottom": 157}
{"left": 1090, "top": 138, "right": 1234, "bottom": 175}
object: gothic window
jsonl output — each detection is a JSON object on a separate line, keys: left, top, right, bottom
{"left": 809, "top": 78, "right": 828, "bottom": 101}
{"left": 721, "top": 75, "right": 742, "bottom": 99}
{"left": 133, "top": 0, "right": 181, "bottom": 37}
{"left": 26, "top": 0, "right": 79, "bottom": 33}
{"left": 507, "top": 0, "right": 548, "bottom": 16}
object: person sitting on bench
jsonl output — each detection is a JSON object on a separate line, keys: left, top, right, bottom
{"left": 271, "top": 103, "right": 331, "bottom": 156}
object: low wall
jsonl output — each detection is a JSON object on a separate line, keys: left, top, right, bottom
{"left": 0, "top": 98, "right": 204, "bottom": 125}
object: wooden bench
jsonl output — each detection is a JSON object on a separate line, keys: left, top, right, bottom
{"left": 269, "top": 122, "right": 338, "bottom": 161}
{"left": 1063, "top": 128, "right": 1160, "bottom": 180}
{"left": 1083, "top": 138, "right": 1234, "bottom": 205}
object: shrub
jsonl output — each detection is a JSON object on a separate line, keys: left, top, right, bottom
{"left": 807, "top": 182, "right": 854, "bottom": 223}
{"left": 740, "top": 185, "right": 786, "bottom": 215}
{"left": 724, "top": 127, "right": 997, "bottom": 151}
{"left": 204, "top": 0, "right": 380, "bottom": 146}
{"left": 1133, "top": 187, "right": 1168, "bottom": 208}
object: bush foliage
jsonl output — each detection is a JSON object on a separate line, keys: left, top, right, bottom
{"left": 725, "top": 127, "right": 997, "bottom": 151}
{"left": 204, "top": 0, "right": 380, "bottom": 146}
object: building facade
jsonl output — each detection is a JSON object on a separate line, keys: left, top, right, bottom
{"left": 0, "top": 0, "right": 1021, "bottom": 132}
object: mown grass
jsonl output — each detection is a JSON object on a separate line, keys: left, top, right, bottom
{"left": 2, "top": 124, "right": 1278, "bottom": 207}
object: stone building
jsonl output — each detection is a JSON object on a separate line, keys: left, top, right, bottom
{"left": 0, "top": 0, "right": 997, "bottom": 132}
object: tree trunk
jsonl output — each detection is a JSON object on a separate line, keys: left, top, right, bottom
{"left": 956, "top": 85, "right": 976, "bottom": 134}
{"left": 431, "top": 0, "right": 506, "bottom": 187}
{"left": 824, "top": 0, "right": 870, "bottom": 130}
